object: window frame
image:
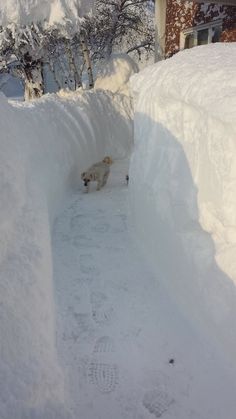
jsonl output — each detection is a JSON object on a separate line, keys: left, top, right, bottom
{"left": 180, "top": 19, "right": 223, "bottom": 50}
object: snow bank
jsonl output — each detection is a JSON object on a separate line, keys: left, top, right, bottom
{"left": 130, "top": 43, "right": 236, "bottom": 361}
{"left": 95, "top": 54, "right": 139, "bottom": 96}
{"left": 0, "top": 90, "right": 132, "bottom": 419}
{"left": 0, "top": 0, "right": 95, "bottom": 26}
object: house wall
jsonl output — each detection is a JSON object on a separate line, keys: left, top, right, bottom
{"left": 221, "top": 27, "right": 236, "bottom": 40}
{"left": 165, "top": 0, "right": 236, "bottom": 57}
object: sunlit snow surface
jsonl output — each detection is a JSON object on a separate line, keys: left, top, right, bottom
{"left": 0, "top": 0, "right": 95, "bottom": 26}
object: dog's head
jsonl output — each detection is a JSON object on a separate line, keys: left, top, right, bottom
{"left": 81, "top": 172, "right": 92, "bottom": 187}
{"left": 102, "top": 156, "right": 113, "bottom": 165}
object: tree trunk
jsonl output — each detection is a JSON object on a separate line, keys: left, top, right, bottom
{"left": 66, "top": 41, "right": 82, "bottom": 90}
{"left": 24, "top": 57, "right": 44, "bottom": 101}
{"left": 105, "top": 16, "right": 119, "bottom": 58}
{"left": 80, "top": 32, "right": 94, "bottom": 89}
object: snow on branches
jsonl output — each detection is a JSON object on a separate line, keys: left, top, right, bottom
{"left": 83, "top": 0, "right": 155, "bottom": 62}
{"left": 0, "top": 0, "right": 154, "bottom": 100}
{"left": 0, "top": 23, "right": 46, "bottom": 99}
{"left": 0, "top": 0, "right": 96, "bottom": 100}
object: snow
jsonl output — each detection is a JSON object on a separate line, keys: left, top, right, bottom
{"left": 0, "top": 89, "right": 132, "bottom": 418}
{"left": 52, "top": 157, "right": 236, "bottom": 419}
{"left": 94, "top": 54, "right": 139, "bottom": 96}
{"left": 2, "top": 41, "right": 236, "bottom": 419}
{"left": 130, "top": 43, "right": 236, "bottom": 362}
{"left": 0, "top": 0, "right": 95, "bottom": 26}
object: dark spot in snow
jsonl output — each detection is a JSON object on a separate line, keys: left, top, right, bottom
{"left": 168, "top": 358, "right": 175, "bottom": 365}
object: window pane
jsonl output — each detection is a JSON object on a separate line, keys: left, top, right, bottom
{"left": 197, "top": 29, "right": 209, "bottom": 45}
{"left": 212, "top": 26, "right": 221, "bottom": 43}
{"left": 184, "top": 33, "right": 194, "bottom": 49}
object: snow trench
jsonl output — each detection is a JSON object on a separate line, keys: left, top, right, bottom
{"left": 129, "top": 43, "right": 236, "bottom": 364}
{"left": 0, "top": 90, "right": 132, "bottom": 418}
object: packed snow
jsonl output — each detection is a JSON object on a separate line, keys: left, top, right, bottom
{"left": 53, "top": 157, "right": 236, "bottom": 419}
{"left": 0, "top": 0, "right": 95, "bottom": 26}
{"left": 1, "top": 43, "right": 236, "bottom": 419}
{"left": 130, "top": 43, "right": 236, "bottom": 362}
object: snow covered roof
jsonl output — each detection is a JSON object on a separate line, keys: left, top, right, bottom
{"left": 0, "top": 0, "right": 96, "bottom": 26}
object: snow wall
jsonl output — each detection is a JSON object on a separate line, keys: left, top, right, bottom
{"left": 130, "top": 43, "right": 236, "bottom": 363}
{"left": 0, "top": 90, "right": 132, "bottom": 419}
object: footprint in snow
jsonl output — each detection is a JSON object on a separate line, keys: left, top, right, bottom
{"left": 92, "top": 307, "right": 114, "bottom": 325}
{"left": 79, "top": 254, "right": 100, "bottom": 275}
{"left": 90, "top": 291, "right": 114, "bottom": 325}
{"left": 88, "top": 336, "right": 119, "bottom": 393}
{"left": 62, "top": 313, "right": 93, "bottom": 341}
{"left": 88, "top": 362, "right": 118, "bottom": 393}
{"left": 142, "top": 388, "right": 174, "bottom": 418}
{"left": 92, "top": 222, "right": 110, "bottom": 234}
{"left": 93, "top": 336, "right": 115, "bottom": 354}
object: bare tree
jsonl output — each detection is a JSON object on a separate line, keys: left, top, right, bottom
{"left": 83, "top": 0, "right": 155, "bottom": 62}
{"left": 80, "top": 30, "right": 94, "bottom": 88}
{"left": 0, "top": 0, "right": 153, "bottom": 100}
{"left": 0, "top": 23, "right": 45, "bottom": 99}
{"left": 0, "top": 23, "right": 94, "bottom": 99}
{"left": 45, "top": 29, "right": 83, "bottom": 91}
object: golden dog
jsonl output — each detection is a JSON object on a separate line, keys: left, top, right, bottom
{"left": 81, "top": 156, "right": 113, "bottom": 192}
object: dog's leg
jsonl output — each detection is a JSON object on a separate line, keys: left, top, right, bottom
{"left": 102, "top": 172, "right": 109, "bottom": 187}
{"left": 96, "top": 179, "right": 102, "bottom": 190}
{"left": 85, "top": 183, "right": 90, "bottom": 193}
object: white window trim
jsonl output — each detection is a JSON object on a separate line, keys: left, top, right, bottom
{"left": 180, "top": 19, "right": 223, "bottom": 50}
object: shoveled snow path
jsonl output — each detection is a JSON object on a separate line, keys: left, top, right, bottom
{"left": 53, "top": 159, "right": 236, "bottom": 419}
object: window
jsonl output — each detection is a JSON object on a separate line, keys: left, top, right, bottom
{"left": 212, "top": 26, "right": 222, "bottom": 43}
{"left": 197, "top": 28, "right": 209, "bottom": 45}
{"left": 180, "top": 20, "right": 222, "bottom": 50}
{"left": 184, "top": 33, "right": 194, "bottom": 49}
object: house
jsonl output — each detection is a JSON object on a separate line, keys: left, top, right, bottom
{"left": 155, "top": 0, "right": 236, "bottom": 58}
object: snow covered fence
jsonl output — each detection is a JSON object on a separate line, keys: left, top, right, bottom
{"left": 130, "top": 44, "right": 236, "bottom": 362}
{"left": 0, "top": 90, "right": 132, "bottom": 418}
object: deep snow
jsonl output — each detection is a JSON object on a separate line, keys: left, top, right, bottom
{"left": 95, "top": 54, "right": 139, "bottom": 96}
{"left": 1, "top": 44, "right": 236, "bottom": 418}
{"left": 0, "top": 88, "right": 132, "bottom": 418}
{"left": 130, "top": 43, "right": 236, "bottom": 362}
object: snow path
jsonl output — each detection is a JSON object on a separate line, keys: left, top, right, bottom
{"left": 52, "top": 159, "right": 236, "bottom": 419}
